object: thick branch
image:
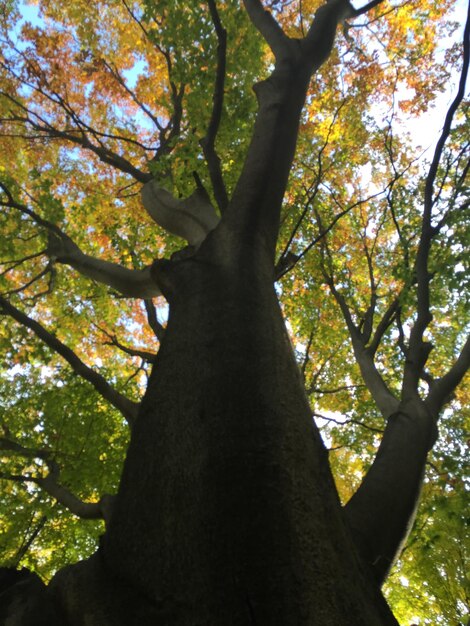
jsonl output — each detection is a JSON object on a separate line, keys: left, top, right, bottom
{"left": 38, "top": 474, "right": 114, "bottom": 523}
{"left": 0, "top": 437, "right": 115, "bottom": 523}
{"left": 354, "top": 345, "right": 399, "bottom": 418}
{"left": 1, "top": 188, "right": 161, "bottom": 299}
{"left": 0, "top": 437, "right": 50, "bottom": 461}
{"left": 427, "top": 335, "right": 470, "bottom": 410}
{"left": 0, "top": 297, "right": 138, "bottom": 425}
{"left": 224, "top": 1, "right": 360, "bottom": 260}
{"left": 242, "top": 0, "right": 290, "bottom": 59}
{"left": 303, "top": 0, "right": 356, "bottom": 65}
{"left": 0, "top": 473, "right": 112, "bottom": 523}
{"left": 323, "top": 265, "right": 398, "bottom": 417}
{"left": 47, "top": 232, "right": 161, "bottom": 298}
{"left": 140, "top": 183, "right": 219, "bottom": 247}
{"left": 344, "top": 398, "right": 437, "bottom": 585}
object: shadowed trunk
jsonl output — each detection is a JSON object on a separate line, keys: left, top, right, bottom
{"left": 44, "top": 5, "right": 404, "bottom": 621}
{"left": 7, "top": 2, "right": 464, "bottom": 622}
{"left": 48, "top": 234, "right": 399, "bottom": 625}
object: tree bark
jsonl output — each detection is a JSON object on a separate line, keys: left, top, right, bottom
{"left": 45, "top": 3, "right": 401, "bottom": 620}
{"left": 344, "top": 398, "right": 437, "bottom": 584}
{"left": 48, "top": 235, "right": 398, "bottom": 624}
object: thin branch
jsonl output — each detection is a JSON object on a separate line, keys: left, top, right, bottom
{"left": 101, "top": 59, "right": 162, "bottom": 130}
{"left": 0, "top": 263, "right": 51, "bottom": 297}
{"left": 200, "top": 0, "right": 229, "bottom": 213}
{"left": 105, "top": 340, "right": 155, "bottom": 363}
{"left": 276, "top": 183, "right": 393, "bottom": 280}
{"left": 27, "top": 116, "right": 152, "bottom": 182}
{"left": 367, "top": 297, "right": 399, "bottom": 357}
{"left": 309, "top": 383, "right": 365, "bottom": 396}
{"left": 345, "top": 0, "right": 413, "bottom": 29}
{"left": 0, "top": 181, "right": 64, "bottom": 235}
{"left": 143, "top": 299, "right": 165, "bottom": 341}
{"left": 275, "top": 200, "right": 354, "bottom": 279}
{"left": 278, "top": 99, "right": 347, "bottom": 265}
{"left": 98, "top": 326, "right": 156, "bottom": 363}
{"left": 319, "top": 235, "right": 399, "bottom": 417}
{"left": 313, "top": 411, "right": 384, "bottom": 434}
{"left": 300, "top": 330, "right": 314, "bottom": 381}
{"left": 387, "top": 186, "right": 410, "bottom": 272}
{"left": 424, "top": 5, "right": 470, "bottom": 218}
{"left": 320, "top": 239, "right": 357, "bottom": 337}
{"left": 119, "top": 0, "right": 187, "bottom": 162}
{"left": 13, "top": 515, "right": 47, "bottom": 566}
{"left": 350, "top": 0, "right": 385, "bottom": 18}
{"left": 0, "top": 250, "right": 46, "bottom": 273}
{"left": 403, "top": 5, "right": 470, "bottom": 397}
{"left": 0, "top": 296, "right": 138, "bottom": 425}
{"left": 0, "top": 81, "right": 151, "bottom": 181}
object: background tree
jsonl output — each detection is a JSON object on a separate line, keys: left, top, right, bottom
{"left": 0, "top": 0, "right": 468, "bottom": 624}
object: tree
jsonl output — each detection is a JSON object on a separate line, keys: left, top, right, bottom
{"left": 0, "top": 0, "right": 468, "bottom": 623}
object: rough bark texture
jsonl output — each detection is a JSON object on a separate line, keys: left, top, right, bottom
{"left": 2, "top": 2, "right": 430, "bottom": 622}
{"left": 47, "top": 232, "right": 399, "bottom": 624}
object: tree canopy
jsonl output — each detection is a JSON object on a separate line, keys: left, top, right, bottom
{"left": 0, "top": 1, "right": 469, "bottom": 624}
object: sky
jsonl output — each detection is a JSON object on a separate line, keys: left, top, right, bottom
{"left": 15, "top": 0, "right": 469, "bottom": 154}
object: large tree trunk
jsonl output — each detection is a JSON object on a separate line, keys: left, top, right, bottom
{"left": 48, "top": 234, "right": 398, "bottom": 625}
{"left": 43, "top": 5, "right": 406, "bottom": 623}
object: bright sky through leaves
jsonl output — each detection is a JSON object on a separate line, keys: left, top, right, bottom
{"left": 0, "top": 1, "right": 468, "bottom": 623}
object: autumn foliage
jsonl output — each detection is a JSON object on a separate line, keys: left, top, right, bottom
{"left": 0, "top": 1, "right": 468, "bottom": 624}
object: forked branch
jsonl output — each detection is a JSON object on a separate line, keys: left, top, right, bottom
{"left": 403, "top": 2, "right": 470, "bottom": 397}
{"left": 344, "top": 7, "right": 470, "bottom": 584}
{"left": 228, "top": 0, "right": 387, "bottom": 259}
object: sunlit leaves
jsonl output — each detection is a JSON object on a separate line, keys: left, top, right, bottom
{"left": 0, "top": 2, "right": 468, "bottom": 624}
{"left": 0, "top": 366, "right": 129, "bottom": 578}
